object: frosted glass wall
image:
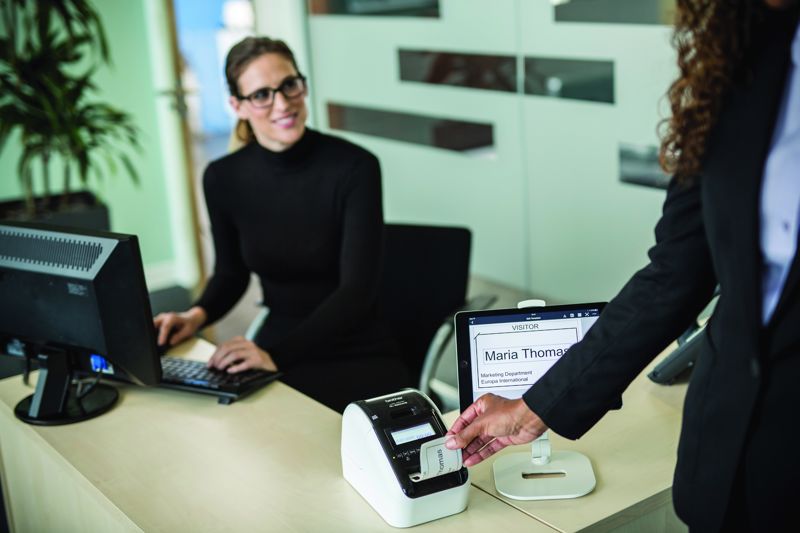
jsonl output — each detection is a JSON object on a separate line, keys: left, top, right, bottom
{"left": 306, "top": 0, "right": 676, "bottom": 303}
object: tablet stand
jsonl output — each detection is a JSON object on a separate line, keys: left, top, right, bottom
{"left": 491, "top": 300, "right": 596, "bottom": 500}
{"left": 492, "top": 432, "right": 595, "bottom": 500}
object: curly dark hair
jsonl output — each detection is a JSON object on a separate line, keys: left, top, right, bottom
{"left": 659, "top": 0, "right": 763, "bottom": 182}
{"left": 224, "top": 36, "right": 302, "bottom": 144}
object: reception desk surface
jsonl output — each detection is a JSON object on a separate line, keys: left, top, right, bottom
{"left": 0, "top": 340, "right": 687, "bottom": 532}
{"left": 447, "top": 363, "right": 688, "bottom": 532}
{"left": 0, "top": 340, "right": 548, "bottom": 532}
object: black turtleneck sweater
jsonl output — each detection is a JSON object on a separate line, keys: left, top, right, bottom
{"left": 194, "top": 129, "right": 391, "bottom": 368}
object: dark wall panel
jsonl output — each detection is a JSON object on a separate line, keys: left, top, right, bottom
{"left": 555, "top": 0, "right": 674, "bottom": 25}
{"left": 619, "top": 143, "right": 669, "bottom": 189}
{"left": 399, "top": 50, "right": 516, "bottom": 92}
{"left": 328, "top": 103, "right": 494, "bottom": 152}
{"left": 309, "top": 0, "right": 439, "bottom": 17}
{"left": 525, "top": 57, "right": 614, "bottom": 104}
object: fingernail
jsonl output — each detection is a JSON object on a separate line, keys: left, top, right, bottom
{"left": 444, "top": 436, "right": 457, "bottom": 449}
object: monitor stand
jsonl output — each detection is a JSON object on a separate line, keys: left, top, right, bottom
{"left": 492, "top": 431, "right": 596, "bottom": 500}
{"left": 14, "top": 350, "right": 118, "bottom": 426}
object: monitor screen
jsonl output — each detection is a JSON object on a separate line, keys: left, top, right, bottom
{"left": 0, "top": 221, "right": 162, "bottom": 425}
{"left": 455, "top": 303, "right": 604, "bottom": 411}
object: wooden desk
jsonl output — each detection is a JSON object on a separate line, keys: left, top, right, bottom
{"left": 0, "top": 340, "right": 549, "bottom": 532}
{"left": 452, "top": 362, "right": 689, "bottom": 533}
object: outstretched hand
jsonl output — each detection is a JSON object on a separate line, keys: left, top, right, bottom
{"left": 445, "top": 394, "right": 547, "bottom": 466}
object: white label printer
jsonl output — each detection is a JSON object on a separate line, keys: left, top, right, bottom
{"left": 341, "top": 389, "right": 470, "bottom": 528}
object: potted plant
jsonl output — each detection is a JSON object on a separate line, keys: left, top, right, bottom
{"left": 0, "top": 0, "right": 140, "bottom": 230}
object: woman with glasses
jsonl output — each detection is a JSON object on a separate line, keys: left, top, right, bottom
{"left": 155, "top": 36, "right": 408, "bottom": 412}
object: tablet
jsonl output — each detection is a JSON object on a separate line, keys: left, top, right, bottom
{"left": 455, "top": 303, "right": 606, "bottom": 412}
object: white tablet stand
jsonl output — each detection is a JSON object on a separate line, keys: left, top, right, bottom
{"left": 492, "top": 301, "right": 597, "bottom": 500}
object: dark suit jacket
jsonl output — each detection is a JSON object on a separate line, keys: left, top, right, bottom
{"left": 524, "top": 10, "right": 800, "bottom": 532}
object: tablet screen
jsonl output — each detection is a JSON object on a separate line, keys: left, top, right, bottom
{"left": 456, "top": 303, "right": 605, "bottom": 410}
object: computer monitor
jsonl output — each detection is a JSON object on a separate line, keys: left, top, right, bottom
{"left": 454, "top": 302, "right": 605, "bottom": 500}
{"left": 0, "top": 221, "right": 162, "bottom": 425}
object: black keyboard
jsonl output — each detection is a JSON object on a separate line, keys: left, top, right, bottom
{"left": 159, "top": 356, "right": 281, "bottom": 404}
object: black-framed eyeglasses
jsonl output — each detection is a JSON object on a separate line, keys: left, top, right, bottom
{"left": 237, "top": 75, "right": 307, "bottom": 109}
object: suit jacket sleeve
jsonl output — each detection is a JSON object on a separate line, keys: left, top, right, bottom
{"left": 523, "top": 176, "right": 717, "bottom": 439}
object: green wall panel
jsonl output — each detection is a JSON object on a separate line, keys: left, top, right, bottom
{"left": 0, "top": 0, "right": 177, "bottom": 276}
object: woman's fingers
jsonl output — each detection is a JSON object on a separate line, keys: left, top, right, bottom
{"left": 154, "top": 313, "right": 181, "bottom": 346}
{"left": 207, "top": 338, "right": 277, "bottom": 373}
{"left": 209, "top": 345, "right": 241, "bottom": 370}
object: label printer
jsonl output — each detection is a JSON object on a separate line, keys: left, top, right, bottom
{"left": 341, "top": 389, "right": 469, "bottom": 528}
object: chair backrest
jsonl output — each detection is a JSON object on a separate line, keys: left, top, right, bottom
{"left": 378, "top": 224, "right": 471, "bottom": 383}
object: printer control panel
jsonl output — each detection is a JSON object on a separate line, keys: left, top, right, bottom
{"left": 355, "top": 390, "right": 468, "bottom": 499}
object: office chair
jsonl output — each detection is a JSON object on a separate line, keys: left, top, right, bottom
{"left": 417, "top": 292, "right": 496, "bottom": 411}
{"left": 245, "top": 223, "right": 496, "bottom": 409}
{"left": 377, "top": 224, "right": 495, "bottom": 408}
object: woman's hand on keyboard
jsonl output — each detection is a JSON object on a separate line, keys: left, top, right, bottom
{"left": 207, "top": 336, "right": 278, "bottom": 373}
{"left": 154, "top": 306, "right": 207, "bottom": 347}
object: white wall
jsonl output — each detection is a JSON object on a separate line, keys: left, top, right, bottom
{"left": 252, "top": 0, "right": 316, "bottom": 125}
{"left": 519, "top": 1, "right": 673, "bottom": 302}
{"left": 258, "top": 0, "right": 676, "bottom": 303}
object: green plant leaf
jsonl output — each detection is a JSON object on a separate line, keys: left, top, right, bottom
{"left": 120, "top": 153, "right": 139, "bottom": 185}
{"left": 75, "top": 147, "right": 89, "bottom": 185}
{"left": 37, "top": 0, "right": 109, "bottom": 62}
{"left": 2, "top": 0, "right": 140, "bottom": 207}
